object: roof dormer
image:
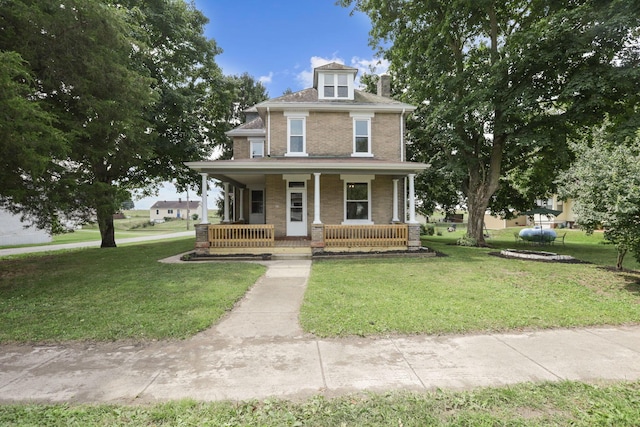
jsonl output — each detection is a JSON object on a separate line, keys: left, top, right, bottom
{"left": 313, "top": 62, "right": 358, "bottom": 101}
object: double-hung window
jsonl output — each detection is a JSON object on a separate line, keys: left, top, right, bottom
{"left": 285, "top": 112, "right": 308, "bottom": 156}
{"left": 341, "top": 175, "right": 374, "bottom": 224}
{"left": 350, "top": 113, "right": 374, "bottom": 157}
{"left": 323, "top": 73, "right": 349, "bottom": 98}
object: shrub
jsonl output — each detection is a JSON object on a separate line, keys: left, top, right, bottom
{"left": 457, "top": 234, "right": 478, "bottom": 247}
{"left": 420, "top": 223, "right": 435, "bottom": 236}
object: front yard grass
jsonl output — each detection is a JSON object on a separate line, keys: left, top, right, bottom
{"left": 0, "top": 239, "right": 265, "bottom": 342}
{"left": 301, "top": 229, "right": 640, "bottom": 337}
{"left": 1, "top": 381, "right": 639, "bottom": 426}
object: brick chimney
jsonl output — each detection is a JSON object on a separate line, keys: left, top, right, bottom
{"left": 377, "top": 74, "right": 391, "bottom": 97}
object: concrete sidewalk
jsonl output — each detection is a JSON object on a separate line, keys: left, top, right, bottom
{"left": 0, "top": 231, "right": 194, "bottom": 257}
{"left": 1, "top": 259, "right": 639, "bottom": 404}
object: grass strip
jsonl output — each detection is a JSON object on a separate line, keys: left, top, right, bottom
{"left": 1, "top": 381, "right": 638, "bottom": 426}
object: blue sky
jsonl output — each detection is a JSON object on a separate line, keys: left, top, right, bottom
{"left": 135, "top": 0, "right": 386, "bottom": 209}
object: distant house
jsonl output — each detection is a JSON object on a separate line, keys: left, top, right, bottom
{"left": 0, "top": 209, "right": 52, "bottom": 246}
{"left": 150, "top": 199, "right": 201, "bottom": 222}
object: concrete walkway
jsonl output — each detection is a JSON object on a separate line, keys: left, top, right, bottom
{"left": 1, "top": 259, "right": 640, "bottom": 404}
{"left": 0, "top": 231, "right": 194, "bottom": 257}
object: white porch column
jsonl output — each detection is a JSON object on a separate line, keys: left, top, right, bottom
{"left": 238, "top": 188, "right": 245, "bottom": 222}
{"left": 408, "top": 173, "right": 418, "bottom": 224}
{"left": 223, "top": 182, "right": 230, "bottom": 223}
{"left": 392, "top": 178, "right": 400, "bottom": 222}
{"left": 313, "top": 172, "right": 321, "bottom": 224}
{"left": 200, "top": 173, "right": 209, "bottom": 224}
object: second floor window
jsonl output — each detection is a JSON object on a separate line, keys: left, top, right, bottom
{"left": 285, "top": 112, "right": 308, "bottom": 156}
{"left": 351, "top": 113, "right": 374, "bottom": 156}
{"left": 251, "top": 139, "right": 264, "bottom": 158}
{"left": 354, "top": 119, "right": 370, "bottom": 154}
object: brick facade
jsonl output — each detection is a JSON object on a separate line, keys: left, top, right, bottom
{"left": 262, "top": 111, "right": 402, "bottom": 160}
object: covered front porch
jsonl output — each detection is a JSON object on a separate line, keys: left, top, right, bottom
{"left": 187, "top": 158, "right": 426, "bottom": 256}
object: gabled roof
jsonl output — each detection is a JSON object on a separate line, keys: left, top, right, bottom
{"left": 150, "top": 200, "right": 201, "bottom": 210}
{"left": 255, "top": 88, "right": 415, "bottom": 113}
{"left": 312, "top": 62, "right": 358, "bottom": 88}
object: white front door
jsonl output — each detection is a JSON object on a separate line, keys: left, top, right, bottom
{"left": 286, "top": 181, "right": 307, "bottom": 236}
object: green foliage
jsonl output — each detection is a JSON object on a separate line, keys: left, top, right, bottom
{"left": 558, "top": 128, "right": 640, "bottom": 269}
{"left": 342, "top": 0, "right": 640, "bottom": 245}
{"left": 456, "top": 234, "right": 478, "bottom": 247}
{"left": 0, "top": 0, "right": 229, "bottom": 247}
{"left": 419, "top": 223, "right": 435, "bottom": 236}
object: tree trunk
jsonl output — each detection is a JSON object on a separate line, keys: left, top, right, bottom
{"left": 98, "top": 210, "right": 117, "bottom": 248}
{"left": 616, "top": 246, "right": 627, "bottom": 270}
{"left": 466, "top": 183, "right": 492, "bottom": 246}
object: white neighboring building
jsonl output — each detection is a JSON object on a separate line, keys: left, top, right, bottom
{"left": 0, "top": 209, "right": 52, "bottom": 246}
{"left": 150, "top": 199, "right": 201, "bottom": 223}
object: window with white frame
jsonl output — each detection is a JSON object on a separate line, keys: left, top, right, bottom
{"left": 285, "top": 112, "right": 308, "bottom": 156}
{"left": 250, "top": 139, "right": 264, "bottom": 158}
{"left": 323, "top": 73, "right": 349, "bottom": 98}
{"left": 319, "top": 72, "right": 353, "bottom": 100}
{"left": 342, "top": 175, "right": 374, "bottom": 223}
{"left": 351, "top": 113, "right": 374, "bottom": 156}
{"left": 345, "top": 182, "right": 369, "bottom": 221}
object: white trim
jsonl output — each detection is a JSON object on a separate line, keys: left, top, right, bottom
{"left": 341, "top": 175, "right": 374, "bottom": 224}
{"left": 267, "top": 107, "right": 271, "bottom": 156}
{"left": 285, "top": 178, "right": 308, "bottom": 236}
{"left": 350, "top": 113, "right": 374, "bottom": 157}
{"left": 400, "top": 108, "right": 405, "bottom": 162}
{"left": 249, "top": 138, "right": 265, "bottom": 158}
{"left": 186, "top": 160, "right": 428, "bottom": 175}
{"left": 285, "top": 111, "right": 308, "bottom": 156}
{"left": 318, "top": 71, "right": 354, "bottom": 100}
{"left": 313, "top": 173, "right": 321, "bottom": 224}
{"left": 200, "top": 173, "right": 209, "bottom": 224}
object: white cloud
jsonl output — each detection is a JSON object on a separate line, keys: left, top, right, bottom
{"left": 259, "top": 72, "right": 273, "bottom": 85}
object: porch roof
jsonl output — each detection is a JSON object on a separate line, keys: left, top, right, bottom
{"left": 185, "top": 157, "right": 428, "bottom": 187}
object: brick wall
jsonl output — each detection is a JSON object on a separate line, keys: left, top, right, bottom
{"left": 266, "top": 111, "right": 403, "bottom": 161}
{"left": 233, "top": 137, "right": 249, "bottom": 159}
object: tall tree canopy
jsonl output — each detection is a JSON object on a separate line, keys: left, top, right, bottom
{"left": 342, "top": 0, "right": 640, "bottom": 245}
{"left": 0, "top": 0, "right": 228, "bottom": 247}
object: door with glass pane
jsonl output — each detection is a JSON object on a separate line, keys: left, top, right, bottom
{"left": 249, "top": 189, "right": 265, "bottom": 224}
{"left": 286, "top": 181, "right": 307, "bottom": 236}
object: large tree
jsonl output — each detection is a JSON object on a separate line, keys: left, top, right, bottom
{"left": 342, "top": 0, "right": 640, "bottom": 245}
{"left": 558, "top": 127, "right": 640, "bottom": 270}
{"left": 0, "top": 0, "right": 227, "bottom": 246}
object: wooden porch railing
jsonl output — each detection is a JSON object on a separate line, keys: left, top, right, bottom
{"left": 323, "top": 224, "right": 408, "bottom": 248}
{"left": 208, "top": 224, "right": 274, "bottom": 248}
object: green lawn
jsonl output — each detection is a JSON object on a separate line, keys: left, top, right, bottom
{"left": 0, "top": 239, "right": 264, "bottom": 342}
{"left": 1, "top": 381, "right": 639, "bottom": 426}
{"left": 301, "top": 227, "right": 640, "bottom": 337}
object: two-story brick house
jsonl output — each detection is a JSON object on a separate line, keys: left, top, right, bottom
{"left": 187, "top": 62, "right": 427, "bottom": 256}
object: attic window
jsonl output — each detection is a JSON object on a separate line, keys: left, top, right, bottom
{"left": 320, "top": 73, "right": 353, "bottom": 99}
{"left": 324, "top": 73, "right": 348, "bottom": 98}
